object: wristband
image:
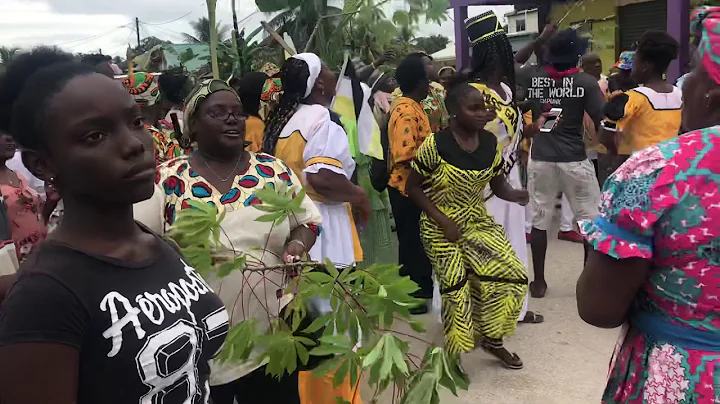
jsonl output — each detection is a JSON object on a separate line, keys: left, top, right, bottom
{"left": 288, "top": 239, "right": 306, "bottom": 250}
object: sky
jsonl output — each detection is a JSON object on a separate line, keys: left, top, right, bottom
{"left": 0, "top": 0, "right": 512, "bottom": 57}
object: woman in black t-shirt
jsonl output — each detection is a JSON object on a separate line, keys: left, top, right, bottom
{"left": 0, "top": 48, "right": 228, "bottom": 404}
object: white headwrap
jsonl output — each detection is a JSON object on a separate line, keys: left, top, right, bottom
{"left": 291, "top": 53, "right": 322, "bottom": 98}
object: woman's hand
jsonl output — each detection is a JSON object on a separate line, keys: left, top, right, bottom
{"left": 512, "top": 189, "right": 530, "bottom": 206}
{"left": 283, "top": 239, "right": 306, "bottom": 264}
{"left": 351, "top": 185, "right": 371, "bottom": 227}
{"left": 439, "top": 216, "right": 460, "bottom": 242}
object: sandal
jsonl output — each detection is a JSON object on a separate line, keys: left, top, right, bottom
{"left": 479, "top": 342, "right": 524, "bottom": 370}
{"left": 529, "top": 281, "right": 547, "bottom": 298}
{"left": 519, "top": 311, "right": 545, "bottom": 324}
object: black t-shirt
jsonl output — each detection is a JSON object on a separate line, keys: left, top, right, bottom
{"left": 525, "top": 68, "right": 605, "bottom": 162}
{"left": 0, "top": 230, "right": 229, "bottom": 404}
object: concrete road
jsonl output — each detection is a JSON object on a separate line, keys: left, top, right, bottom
{"left": 369, "top": 235, "right": 620, "bottom": 404}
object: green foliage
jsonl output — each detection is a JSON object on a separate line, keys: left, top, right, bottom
{"left": 414, "top": 35, "right": 450, "bottom": 55}
{"left": 255, "top": 0, "right": 449, "bottom": 68}
{"left": 399, "top": 348, "right": 469, "bottom": 404}
{"left": 169, "top": 184, "right": 468, "bottom": 403}
{"left": 0, "top": 46, "right": 20, "bottom": 67}
{"left": 183, "top": 16, "right": 231, "bottom": 44}
{"left": 134, "top": 36, "right": 172, "bottom": 55}
{"left": 251, "top": 183, "right": 306, "bottom": 225}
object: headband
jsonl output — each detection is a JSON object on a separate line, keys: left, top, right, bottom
{"left": 438, "top": 66, "right": 456, "bottom": 75}
{"left": 691, "top": 6, "right": 720, "bottom": 85}
{"left": 183, "top": 79, "right": 238, "bottom": 135}
{"left": 123, "top": 72, "right": 160, "bottom": 106}
{"left": 291, "top": 53, "right": 322, "bottom": 98}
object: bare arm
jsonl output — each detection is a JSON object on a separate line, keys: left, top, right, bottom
{"left": 515, "top": 24, "right": 556, "bottom": 65}
{"left": 405, "top": 169, "right": 450, "bottom": 227}
{"left": 0, "top": 343, "right": 79, "bottom": 404}
{"left": 306, "top": 169, "right": 370, "bottom": 224}
{"left": 599, "top": 127, "right": 619, "bottom": 155}
{"left": 356, "top": 51, "right": 394, "bottom": 83}
{"left": 490, "top": 174, "right": 528, "bottom": 205}
{"left": 288, "top": 226, "right": 317, "bottom": 252}
{"left": 577, "top": 251, "right": 650, "bottom": 328}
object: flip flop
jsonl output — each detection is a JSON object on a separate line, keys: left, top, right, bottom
{"left": 480, "top": 344, "right": 524, "bottom": 370}
{"left": 529, "top": 281, "right": 547, "bottom": 298}
{"left": 501, "top": 352, "right": 524, "bottom": 370}
{"left": 520, "top": 311, "right": 545, "bottom": 324}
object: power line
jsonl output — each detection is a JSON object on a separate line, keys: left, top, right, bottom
{"left": 141, "top": 24, "right": 185, "bottom": 42}
{"left": 141, "top": 23, "right": 190, "bottom": 39}
{"left": 140, "top": 12, "right": 193, "bottom": 26}
{"left": 66, "top": 25, "right": 132, "bottom": 49}
{"left": 53, "top": 25, "right": 130, "bottom": 48}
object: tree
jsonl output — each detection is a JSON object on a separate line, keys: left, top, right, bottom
{"left": 256, "top": 0, "right": 449, "bottom": 68}
{"left": 183, "top": 17, "right": 230, "bottom": 44}
{"left": 135, "top": 36, "right": 172, "bottom": 54}
{"left": 0, "top": 46, "right": 20, "bottom": 66}
{"left": 414, "top": 34, "right": 449, "bottom": 55}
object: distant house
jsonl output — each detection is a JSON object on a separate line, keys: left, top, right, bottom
{"left": 135, "top": 43, "right": 211, "bottom": 73}
{"left": 504, "top": 7, "right": 540, "bottom": 64}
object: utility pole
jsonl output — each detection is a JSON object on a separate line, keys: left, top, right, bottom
{"left": 135, "top": 17, "right": 141, "bottom": 48}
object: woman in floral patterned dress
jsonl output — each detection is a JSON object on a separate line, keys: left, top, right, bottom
{"left": 576, "top": 7, "right": 720, "bottom": 403}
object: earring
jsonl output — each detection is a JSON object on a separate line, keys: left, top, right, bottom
{"left": 706, "top": 93, "right": 712, "bottom": 107}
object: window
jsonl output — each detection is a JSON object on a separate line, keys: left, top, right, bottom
{"left": 515, "top": 18, "right": 526, "bottom": 33}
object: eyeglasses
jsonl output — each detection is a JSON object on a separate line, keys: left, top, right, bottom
{"left": 206, "top": 110, "right": 248, "bottom": 121}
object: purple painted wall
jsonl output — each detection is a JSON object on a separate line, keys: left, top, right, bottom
{"left": 667, "top": 0, "right": 690, "bottom": 82}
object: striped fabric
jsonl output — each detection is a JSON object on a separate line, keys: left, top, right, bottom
{"left": 413, "top": 133, "right": 528, "bottom": 353}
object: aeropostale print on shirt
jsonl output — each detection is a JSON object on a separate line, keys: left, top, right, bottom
{"left": 0, "top": 230, "right": 229, "bottom": 404}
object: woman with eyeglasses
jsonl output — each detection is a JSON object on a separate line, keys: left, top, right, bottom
{"left": 154, "top": 79, "right": 323, "bottom": 404}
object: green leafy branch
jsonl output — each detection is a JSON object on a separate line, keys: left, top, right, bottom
{"left": 168, "top": 183, "right": 469, "bottom": 403}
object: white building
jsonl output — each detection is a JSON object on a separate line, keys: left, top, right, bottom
{"left": 504, "top": 7, "right": 540, "bottom": 64}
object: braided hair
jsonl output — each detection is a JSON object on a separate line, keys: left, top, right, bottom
{"left": 263, "top": 58, "right": 310, "bottom": 154}
{"left": 471, "top": 33, "right": 516, "bottom": 99}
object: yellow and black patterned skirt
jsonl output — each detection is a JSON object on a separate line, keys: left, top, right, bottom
{"left": 420, "top": 214, "right": 528, "bottom": 354}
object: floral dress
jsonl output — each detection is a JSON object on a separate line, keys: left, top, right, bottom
{"left": 580, "top": 125, "right": 720, "bottom": 404}
{"left": 0, "top": 174, "right": 47, "bottom": 262}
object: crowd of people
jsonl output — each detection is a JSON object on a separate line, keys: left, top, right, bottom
{"left": 0, "top": 4, "right": 717, "bottom": 404}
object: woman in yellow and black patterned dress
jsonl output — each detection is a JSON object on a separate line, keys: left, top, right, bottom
{"left": 405, "top": 80, "right": 529, "bottom": 369}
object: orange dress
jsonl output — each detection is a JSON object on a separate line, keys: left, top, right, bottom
{"left": 0, "top": 173, "right": 47, "bottom": 262}
{"left": 244, "top": 116, "right": 266, "bottom": 153}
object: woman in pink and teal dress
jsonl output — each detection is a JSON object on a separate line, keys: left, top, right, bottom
{"left": 576, "top": 7, "right": 720, "bottom": 404}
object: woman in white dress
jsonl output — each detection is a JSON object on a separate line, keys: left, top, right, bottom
{"left": 263, "top": 52, "right": 369, "bottom": 404}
